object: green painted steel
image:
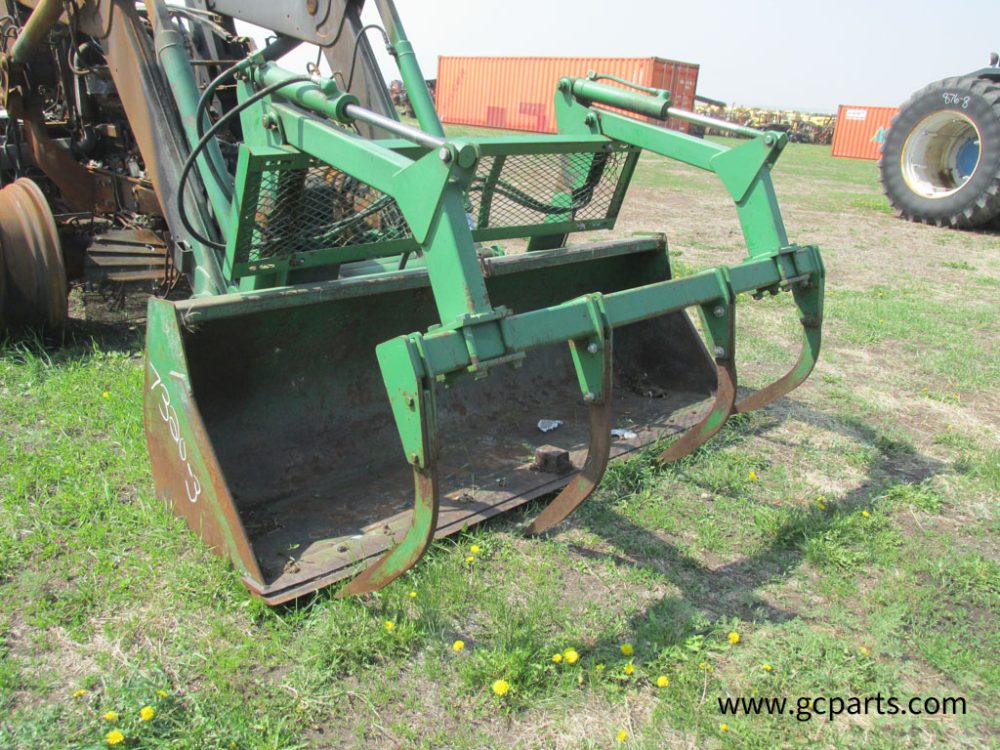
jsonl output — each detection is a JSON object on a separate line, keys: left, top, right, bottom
{"left": 143, "top": 2, "right": 826, "bottom": 600}
{"left": 561, "top": 76, "right": 672, "bottom": 119}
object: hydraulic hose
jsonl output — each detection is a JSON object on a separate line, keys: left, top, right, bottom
{"left": 178, "top": 75, "right": 312, "bottom": 251}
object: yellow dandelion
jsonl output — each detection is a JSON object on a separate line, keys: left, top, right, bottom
{"left": 563, "top": 648, "right": 580, "bottom": 664}
{"left": 408, "top": 590, "right": 417, "bottom": 598}
{"left": 623, "top": 662, "right": 635, "bottom": 675}
{"left": 594, "top": 664, "right": 605, "bottom": 673}
{"left": 728, "top": 631, "right": 740, "bottom": 645}
{"left": 620, "top": 643, "right": 633, "bottom": 656}
{"left": 698, "top": 661, "right": 707, "bottom": 669}
{"left": 616, "top": 729, "right": 628, "bottom": 743}
{"left": 465, "top": 555, "right": 475, "bottom": 564}
{"left": 384, "top": 620, "right": 395, "bottom": 631}
{"left": 859, "top": 646, "right": 869, "bottom": 656}
{"left": 761, "top": 663, "right": 773, "bottom": 672}
{"left": 470, "top": 544, "right": 481, "bottom": 554}
{"left": 861, "top": 510, "right": 871, "bottom": 518}
{"left": 156, "top": 689, "right": 169, "bottom": 698}
{"left": 656, "top": 675, "right": 669, "bottom": 688}
{"left": 105, "top": 729, "right": 125, "bottom": 746}
{"left": 102, "top": 711, "right": 119, "bottom": 722}
{"left": 720, "top": 723, "right": 730, "bottom": 732}
{"left": 101, "top": 391, "right": 110, "bottom": 399}
{"left": 748, "top": 470, "right": 758, "bottom": 481}
{"left": 551, "top": 653, "right": 563, "bottom": 663}
{"left": 491, "top": 679, "right": 510, "bottom": 697}
{"left": 452, "top": 640, "right": 465, "bottom": 652}
{"left": 817, "top": 499, "right": 827, "bottom": 510}
{"left": 73, "top": 688, "right": 88, "bottom": 698}
{"left": 139, "top": 705, "right": 155, "bottom": 721}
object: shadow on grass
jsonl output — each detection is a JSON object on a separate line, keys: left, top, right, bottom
{"left": 0, "top": 325, "right": 144, "bottom": 368}
{"left": 1, "top": 310, "right": 147, "bottom": 361}
{"left": 530, "top": 396, "right": 948, "bottom": 647}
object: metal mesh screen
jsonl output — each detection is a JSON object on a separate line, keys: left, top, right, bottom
{"left": 235, "top": 160, "right": 411, "bottom": 265}
{"left": 468, "top": 146, "right": 636, "bottom": 230}
{"left": 231, "top": 144, "right": 637, "bottom": 276}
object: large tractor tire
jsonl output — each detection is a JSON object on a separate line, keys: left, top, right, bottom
{"left": 0, "top": 178, "right": 67, "bottom": 335}
{"left": 879, "top": 76, "right": 1000, "bottom": 228}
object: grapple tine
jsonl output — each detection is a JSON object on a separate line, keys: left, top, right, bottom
{"left": 524, "top": 336, "right": 613, "bottom": 536}
{"left": 337, "top": 462, "right": 439, "bottom": 596}
{"left": 658, "top": 281, "right": 738, "bottom": 462}
{"left": 659, "top": 357, "right": 736, "bottom": 462}
{"left": 735, "top": 280, "right": 823, "bottom": 414}
{"left": 734, "top": 325, "right": 820, "bottom": 414}
{"left": 339, "top": 366, "right": 440, "bottom": 597}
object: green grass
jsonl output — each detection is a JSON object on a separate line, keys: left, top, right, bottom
{"left": 2, "top": 135, "right": 999, "bottom": 749}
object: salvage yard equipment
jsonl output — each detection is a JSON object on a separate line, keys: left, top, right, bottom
{"left": 880, "top": 52, "right": 1000, "bottom": 228}
{"left": 0, "top": 0, "right": 824, "bottom": 603}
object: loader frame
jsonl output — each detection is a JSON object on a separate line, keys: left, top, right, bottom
{"left": 3, "top": 0, "right": 825, "bottom": 601}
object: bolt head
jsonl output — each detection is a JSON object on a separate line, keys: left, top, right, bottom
{"left": 713, "top": 305, "right": 726, "bottom": 318}
{"left": 587, "top": 342, "right": 599, "bottom": 354}
{"left": 438, "top": 146, "right": 452, "bottom": 163}
{"left": 583, "top": 391, "right": 596, "bottom": 403}
{"left": 713, "top": 346, "right": 726, "bottom": 358}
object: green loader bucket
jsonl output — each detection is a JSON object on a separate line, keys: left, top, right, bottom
{"left": 144, "top": 236, "right": 718, "bottom": 604}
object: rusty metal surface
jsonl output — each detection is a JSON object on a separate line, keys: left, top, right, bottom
{"left": 659, "top": 356, "right": 735, "bottom": 461}
{"left": 244, "top": 387, "right": 709, "bottom": 604}
{"left": 523, "top": 338, "right": 614, "bottom": 535}
{"left": 154, "top": 239, "right": 717, "bottom": 604}
{"left": 338, "top": 465, "right": 439, "bottom": 596}
{"left": 0, "top": 177, "right": 66, "bottom": 332}
{"left": 659, "top": 306, "right": 737, "bottom": 462}
{"left": 84, "top": 229, "right": 168, "bottom": 286}
{"left": 734, "top": 328, "right": 819, "bottom": 414}
{"left": 6, "top": 100, "right": 115, "bottom": 214}
{"left": 143, "top": 302, "right": 266, "bottom": 584}
{"left": 7, "top": 0, "right": 66, "bottom": 64}
{"left": 38, "top": 0, "right": 226, "bottom": 282}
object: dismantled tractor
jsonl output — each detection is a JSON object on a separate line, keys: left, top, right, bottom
{"left": 0, "top": 0, "right": 824, "bottom": 602}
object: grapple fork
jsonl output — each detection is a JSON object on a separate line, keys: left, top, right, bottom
{"left": 659, "top": 289, "right": 738, "bottom": 463}
{"left": 524, "top": 335, "right": 614, "bottom": 536}
{"left": 134, "top": 3, "right": 826, "bottom": 603}
{"left": 735, "top": 279, "right": 824, "bottom": 414}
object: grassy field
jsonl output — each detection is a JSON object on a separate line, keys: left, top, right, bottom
{"left": 1, "top": 135, "right": 998, "bottom": 750}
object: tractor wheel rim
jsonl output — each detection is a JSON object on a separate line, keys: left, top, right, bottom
{"left": 0, "top": 177, "right": 66, "bottom": 331}
{"left": 900, "top": 110, "right": 981, "bottom": 199}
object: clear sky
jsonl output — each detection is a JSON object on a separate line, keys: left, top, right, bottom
{"left": 242, "top": 0, "right": 999, "bottom": 114}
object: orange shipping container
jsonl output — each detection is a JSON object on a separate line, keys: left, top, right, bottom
{"left": 436, "top": 56, "right": 699, "bottom": 134}
{"left": 831, "top": 105, "right": 899, "bottom": 160}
